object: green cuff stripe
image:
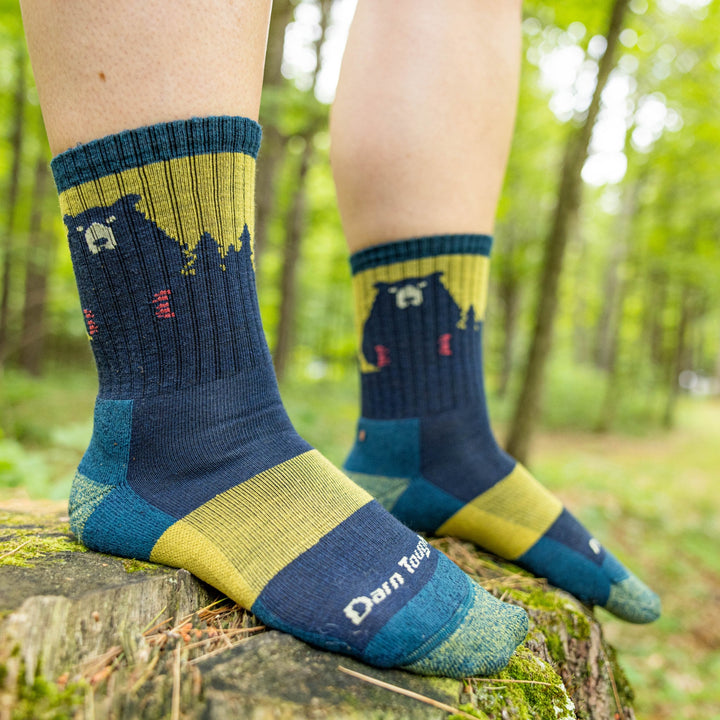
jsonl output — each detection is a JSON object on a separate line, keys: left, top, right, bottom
{"left": 350, "top": 234, "right": 493, "bottom": 275}
{"left": 51, "top": 115, "right": 262, "bottom": 193}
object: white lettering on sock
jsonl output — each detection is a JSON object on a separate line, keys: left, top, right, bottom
{"left": 343, "top": 536, "right": 430, "bottom": 626}
{"left": 398, "top": 536, "right": 431, "bottom": 574}
{"left": 343, "top": 596, "right": 374, "bottom": 625}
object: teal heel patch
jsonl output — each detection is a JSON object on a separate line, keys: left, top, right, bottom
{"left": 69, "top": 472, "right": 114, "bottom": 541}
{"left": 69, "top": 396, "right": 175, "bottom": 559}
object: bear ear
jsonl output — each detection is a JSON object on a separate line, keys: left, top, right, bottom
{"left": 62, "top": 215, "right": 76, "bottom": 233}
{"left": 373, "top": 281, "right": 390, "bottom": 290}
{"left": 429, "top": 271, "right": 444, "bottom": 281}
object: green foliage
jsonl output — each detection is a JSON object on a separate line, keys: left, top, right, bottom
{"left": 11, "top": 670, "right": 86, "bottom": 720}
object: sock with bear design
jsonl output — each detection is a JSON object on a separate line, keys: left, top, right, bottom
{"left": 53, "top": 116, "right": 528, "bottom": 678}
{"left": 344, "top": 234, "right": 661, "bottom": 624}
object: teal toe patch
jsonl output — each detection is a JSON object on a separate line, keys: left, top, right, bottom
{"left": 401, "top": 583, "right": 528, "bottom": 678}
{"left": 605, "top": 575, "right": 661, "bottom": 623}
{"left": 362, "top": 552, "right": 470, "bottom": 667}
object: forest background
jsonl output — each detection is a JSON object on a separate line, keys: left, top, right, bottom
{"left": 0, "top": 0, "right": 718, "bottom": 718}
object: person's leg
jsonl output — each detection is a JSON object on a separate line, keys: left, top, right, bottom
{"left": 20, "top": 0, "right": 528, "bottom": 676}
{"left": 22, "top": 0, "right": 269, "bottom": 154}
{"left": 331, "top": 0, "right": 520, "bottom": 250}
{"left": 333, "top": 0, "right": 660, "bottom": 622}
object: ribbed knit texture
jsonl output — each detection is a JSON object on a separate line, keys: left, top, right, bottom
{"left": 56, "top": 118, "right": 528, "bottom": 677}
{"left": 345, "top": 235, "right": 661, "bottom": 624}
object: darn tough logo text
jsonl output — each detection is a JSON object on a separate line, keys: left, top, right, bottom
{"left": 342, "top": 537, "right": 432, "bottom": 626}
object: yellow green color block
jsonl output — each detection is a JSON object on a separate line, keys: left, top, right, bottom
{"left": 150, "top": 450, "right": 372, "bottom": 607}
{"left": 58, "top": 152, "right": 256, "bottom": 272}
{"left": 437, "top": 464, "right": 563, "bottom": 560}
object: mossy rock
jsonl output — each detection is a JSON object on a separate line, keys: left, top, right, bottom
{"left": 0, "top": 511, "right": 636, "bottom": 719}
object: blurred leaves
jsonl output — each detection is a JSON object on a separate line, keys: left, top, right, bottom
{"left": 0, "top": 0, "right": 718, "bottom": 440}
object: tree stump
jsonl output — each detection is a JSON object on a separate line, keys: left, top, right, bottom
{"left": 0, "top": 510, "right": 634, "bottom": 719}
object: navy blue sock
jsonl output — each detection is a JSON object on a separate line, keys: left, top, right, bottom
{"left": 345, "top": 235, "right": 661, "bottom": 623}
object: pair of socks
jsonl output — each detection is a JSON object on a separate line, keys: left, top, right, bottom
{"left": 53, "top": 115, "right": 657, "bottom": 680}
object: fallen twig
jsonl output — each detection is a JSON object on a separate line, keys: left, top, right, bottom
{"left": 338, "top": 665, "right": 479, "bottom": 720}
{"left": 599, "top": 643, "right": 626, "bottom": 720}
{"left": 141, "top": 605, "right": 169, "bottom": 634}
{"left": 0, "top": 539, "right": 31, "bottom": 559}
{"left": 171, "top": 646, "right": 181, "bottom": 720}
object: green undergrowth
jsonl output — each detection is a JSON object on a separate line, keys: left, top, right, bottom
{"left": 9, "top": 669, "right": 87, "bottom": 720}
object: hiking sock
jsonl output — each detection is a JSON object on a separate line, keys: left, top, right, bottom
{"left": 53, "top": 118, "right": 528, "bottom": 677}
{"left": 344, "top": 234, "right": 660, "bottom": 623}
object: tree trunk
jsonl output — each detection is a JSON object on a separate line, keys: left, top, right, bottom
{"left": 662, "top": 287, "right": 692, "bottom": 429}
{"left": 594, "top": 271, "right": 628, "bottom": 433}
{"left": 19, "top": 157, "right": 53, "bottom": 375}
{"left": 270, "top": 0, "right": 332, "bottom": 380}
{"left": 254, "top": 0, "right": 295, "bottom": 269}
{"left": 594, "top": 248, "right": 626, "bottom": 372}
{"left": 593, "top": 180, "right": 641, "bottom": 432}
{"left": 272, "top": 139, "right": 314, "bottom": 381}
{"left": 505, "top": 0, "right": 631, "bottom": 464}
{"left": 571, "top": 216, "right": 591, "bottom": 365}
{"left": 0, "top": 48, "right": 27, "bottom": 366}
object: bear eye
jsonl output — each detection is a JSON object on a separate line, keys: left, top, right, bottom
{"left": 106, "top": 216, "right": 116, "bottom": 223}
{"left": 388, "top": 287, "right": 397, "bottom": 293}
{"left": 76, "top": 226, "right": 84, "bottom": 232}
{"left": 418, "top": 281, "right": 427, "bottom": 288}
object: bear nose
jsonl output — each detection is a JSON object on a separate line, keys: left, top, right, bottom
{"left": 85, "top": 222, "right": 118, "bottom": 254}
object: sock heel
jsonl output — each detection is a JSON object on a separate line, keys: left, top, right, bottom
{"left": 68, "top": 398, "right": 175, "bottom": 559}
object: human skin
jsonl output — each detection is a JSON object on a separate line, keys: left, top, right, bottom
{"left": 20, "top": 0, "right": 272, "bottom": 155}
{"left": 330, "top": 0, "right": 523, "bottom": 252}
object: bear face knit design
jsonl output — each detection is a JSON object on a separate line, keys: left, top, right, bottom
{"left": 345, "top": 235, "right": 660, "bottom": 624}
{"left": 53, "top": 117, "right": 528, "bottom": 678}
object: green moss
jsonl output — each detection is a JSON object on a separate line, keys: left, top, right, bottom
{"left": 566, "top": 610, "right": 592, "bottom": 642}
{"left": 6, "top": 659, "right": 87, "bottom": 720}
{"left": 449, "top": 704, "right": 491, "bottom": 719}
{"left": 472, "top": 647, "right": 574, "bottom": 720}
{"left": 121, "top": 557, "right": 165, "bottom": 574}
{"left": 0, "top": 515, "right": 86, "bottom": 568}
{"left": 506, "top": 587, "right": 593, "bottom": 643}
{"left": 545, "top": 631, "right": 566, "bottom": 665}
{"left": 0, "top": 525, "right": 85, "bottom": 567}
{"left": 603, "top": 644, "right": 635, "bottom": 707}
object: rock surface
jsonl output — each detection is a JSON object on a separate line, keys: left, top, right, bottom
{"left": 0, "top": 510, "right": 635, "bottom": 720}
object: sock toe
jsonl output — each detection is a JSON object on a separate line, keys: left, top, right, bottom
{"left": 401, "top": 583, "right": 528, "bottom": 678}
{"left": 605, "top": 574, "right": 661, "bottom": 623}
